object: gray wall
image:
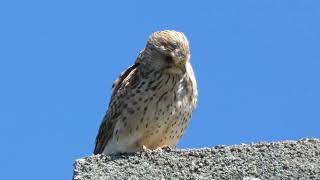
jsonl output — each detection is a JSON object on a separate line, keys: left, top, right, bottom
{"left": 73, "top": 138, "right": 320, "bottom": 180}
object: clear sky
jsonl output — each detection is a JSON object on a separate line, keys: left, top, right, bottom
{"left": 1, "top": 0, "right": 319, "bottom": 179}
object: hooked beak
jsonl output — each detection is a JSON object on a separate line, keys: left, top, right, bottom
{"left": 165, "top": 60, "right": 186, "bottom": 74}
{"left": 176, "top": 62, "right": 186, "bottom": 73}
{"left": 164, "top": 52, "right": 187, "bottom": 74}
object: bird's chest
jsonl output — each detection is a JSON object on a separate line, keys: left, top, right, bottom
{"left": 139, "top": 75, "right": 194, "bottom": 148}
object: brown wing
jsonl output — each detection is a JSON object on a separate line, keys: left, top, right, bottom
{"left": 93, "top": 61, "right": 141, "bottom": 154}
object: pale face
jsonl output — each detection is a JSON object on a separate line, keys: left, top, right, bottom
{"left": 144, "top": 30, "right": 191, "bottom": 74}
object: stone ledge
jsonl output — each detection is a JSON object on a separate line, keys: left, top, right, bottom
{"left": 73, "top": 138, "right": 320, "bottom": 180}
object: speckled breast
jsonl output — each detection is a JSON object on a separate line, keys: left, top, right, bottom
{"left": 136, "top": 71, "right": 197, "bottom": 149}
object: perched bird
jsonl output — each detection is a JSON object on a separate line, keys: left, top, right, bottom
{"left": 94, "top": 30, "right": 198, "bottom": 155}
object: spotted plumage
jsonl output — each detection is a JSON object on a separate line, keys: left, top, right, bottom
{"left": 94, "top": 30, "right": 198, "bottom": 155}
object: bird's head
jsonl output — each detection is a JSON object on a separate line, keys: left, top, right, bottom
{"left": 142, "top": 30, "right": 190, "bottom": 74}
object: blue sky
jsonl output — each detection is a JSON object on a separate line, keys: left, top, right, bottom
{"left": 1, "top": 0, "right": 319, "bottom": 179}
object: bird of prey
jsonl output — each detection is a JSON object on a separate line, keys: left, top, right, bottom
{"left": 94, "top": 30, "right": 198, "bottom": 155}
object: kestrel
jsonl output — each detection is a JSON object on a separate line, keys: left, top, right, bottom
{"left": 94, "top": 30, "right": 198, "bottom": 155}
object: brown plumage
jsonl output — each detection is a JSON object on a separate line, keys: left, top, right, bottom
{"left": 94, "top": 30, "right": 198, "bottom": 154}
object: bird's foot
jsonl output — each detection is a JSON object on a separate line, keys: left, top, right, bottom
{"left": 155, "top": 145, "right": 172, "bottom": 152}
{"left": 142, "top": 145, "right": 152, "bottom": 153}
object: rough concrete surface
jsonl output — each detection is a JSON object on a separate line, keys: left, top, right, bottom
{"left": 73, "top": 138, "right": 320, "bottom": 180}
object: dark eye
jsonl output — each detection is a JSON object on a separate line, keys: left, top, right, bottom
{"left": 165, "top": 55, "right": 173, "bottom": 62}
{"left": 171, "top": 43, "right": 178, "bottom": 50}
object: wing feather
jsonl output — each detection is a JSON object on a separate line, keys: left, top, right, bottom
{"left": 93, "top": 62, "right": 140, "bottom": 154}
